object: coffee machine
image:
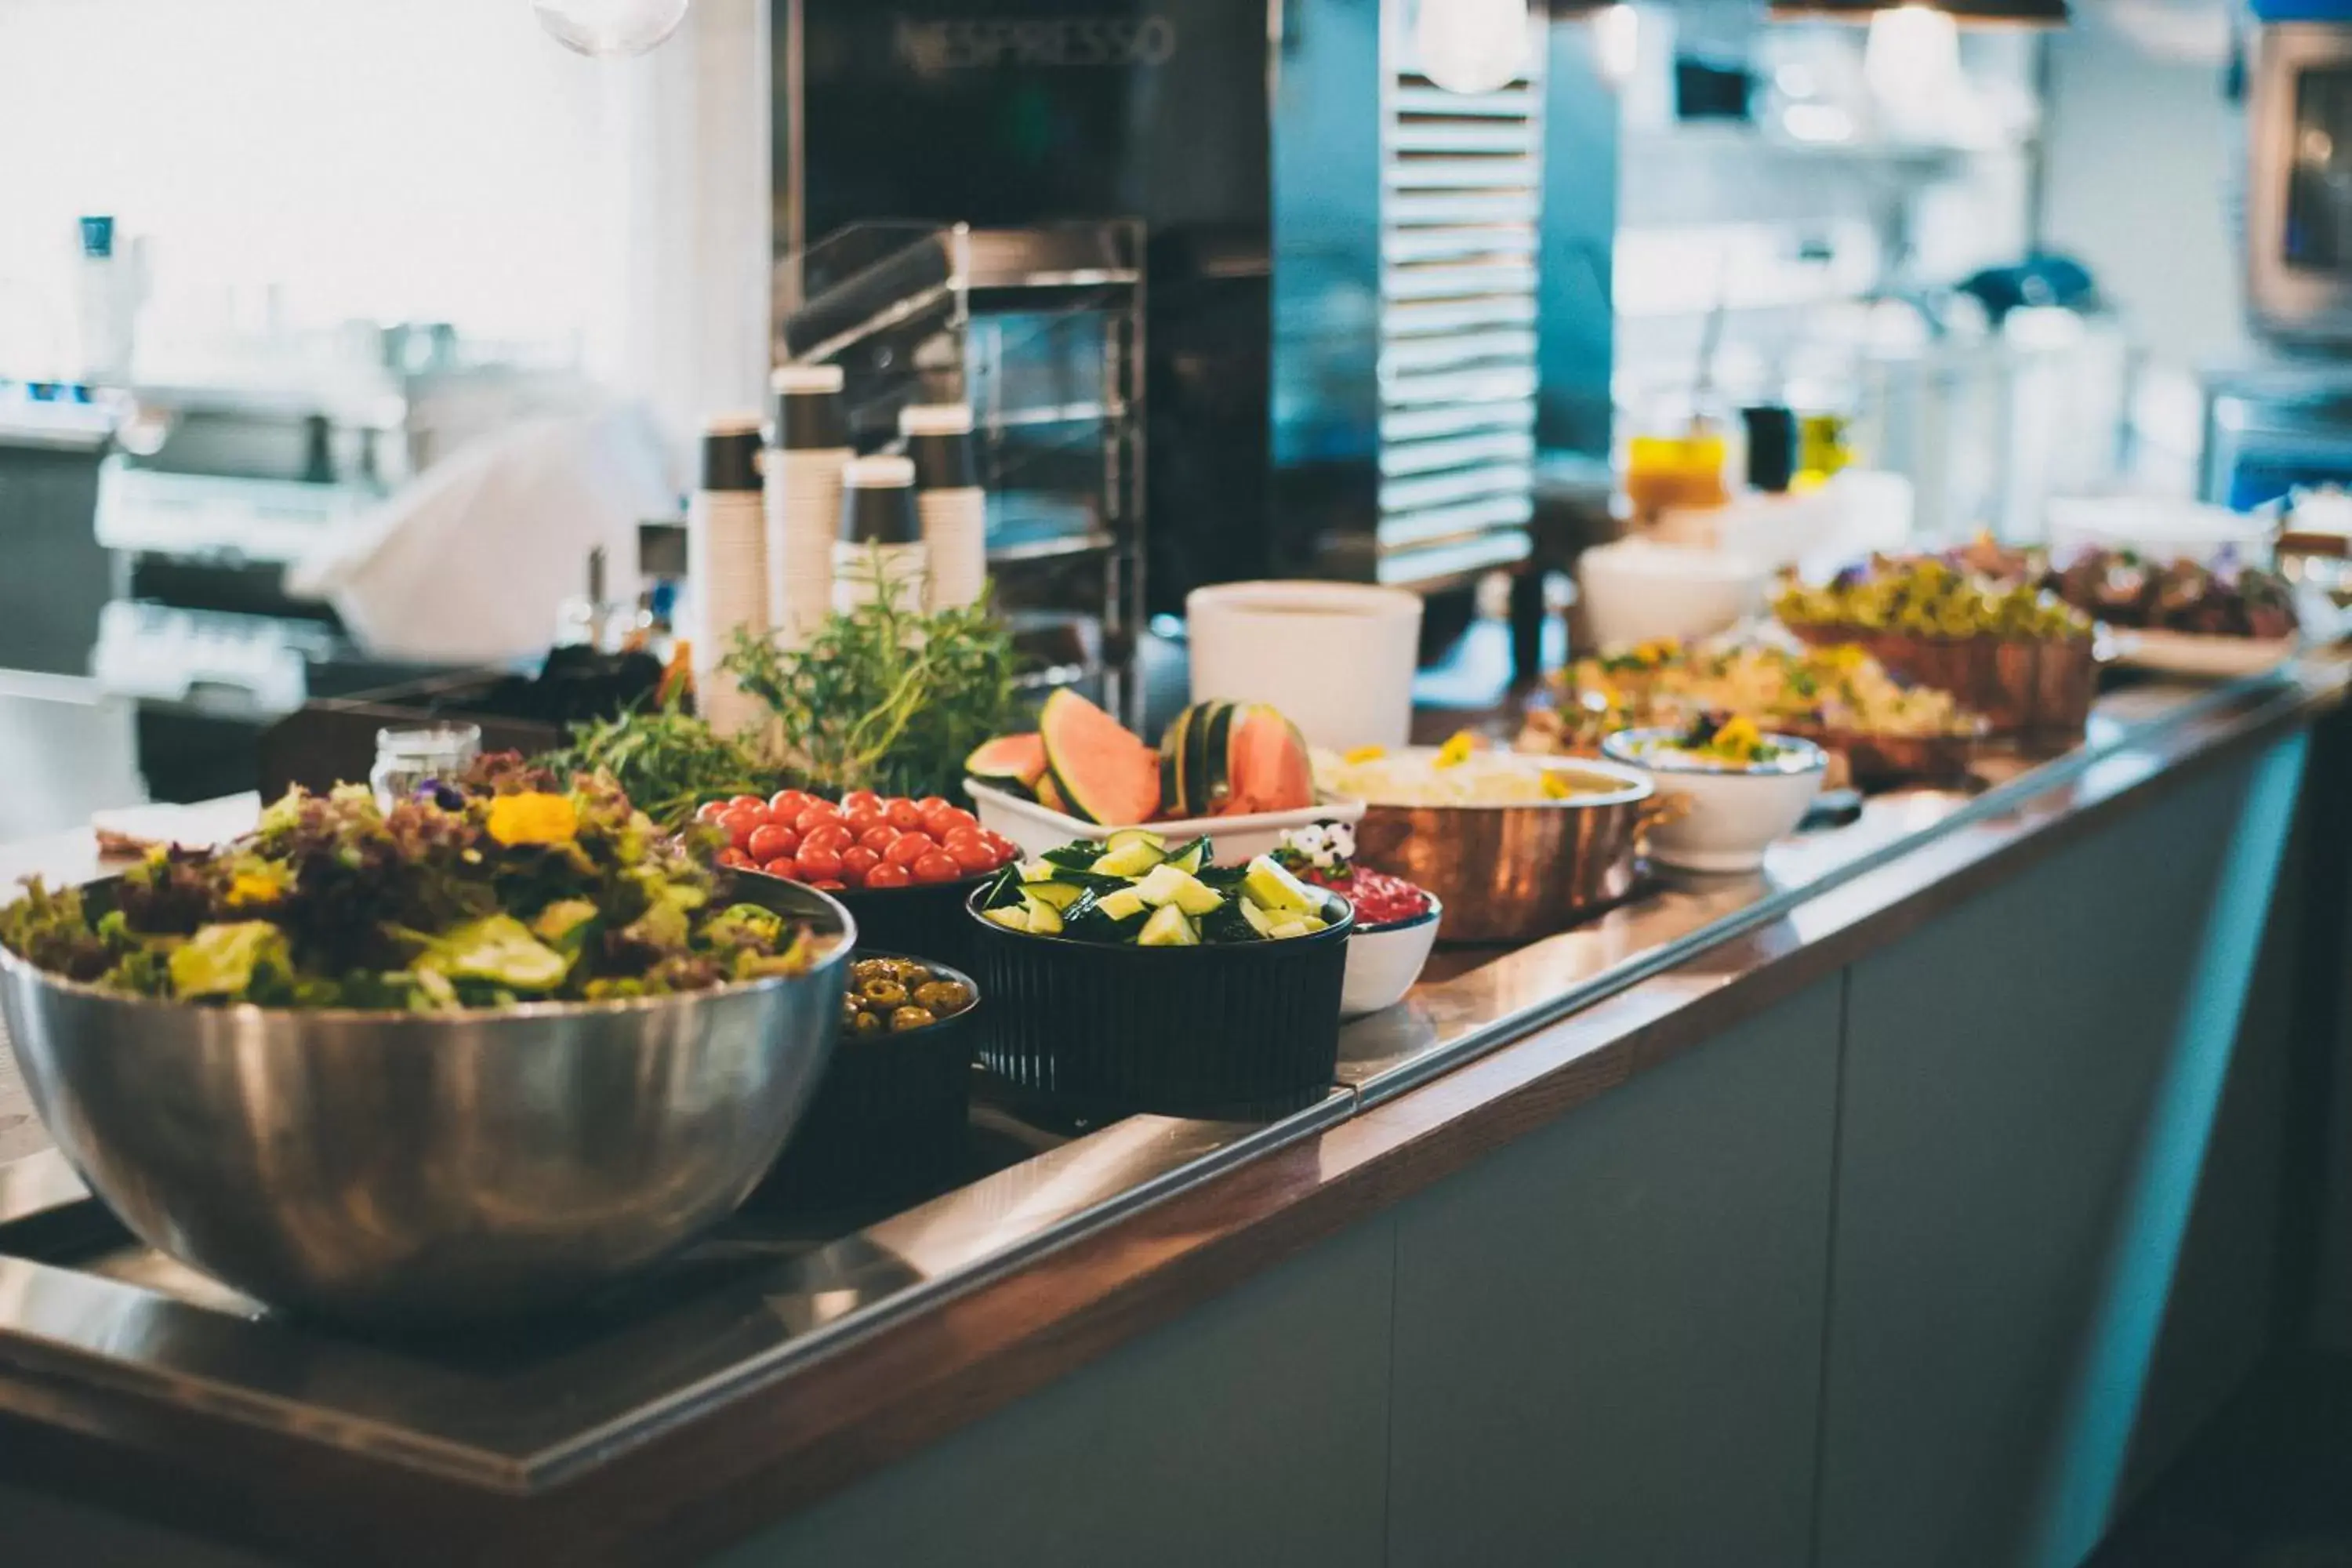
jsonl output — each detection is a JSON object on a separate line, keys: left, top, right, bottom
{"left": 772, "top": 0, "right": 1617, "bottom": 624}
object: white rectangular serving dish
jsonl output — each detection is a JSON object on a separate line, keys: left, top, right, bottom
{"left": 2108, "top": 630, "right": 2297, "bottom": 680}
{"left": 966, "top": 779, "right": 1367, "bottom": 865}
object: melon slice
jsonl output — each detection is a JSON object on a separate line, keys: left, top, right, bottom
{"left": 1039, "top": 689, "right": 1161, "bottom": 826}
{"left": 967, "top": 733, "right": 1049, "bottom": 795}
{"left": 1219, "top": 704, "right": 1316, "bottom": 816}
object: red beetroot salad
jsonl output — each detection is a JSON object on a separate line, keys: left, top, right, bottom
{"left": 1276, "top": 823, "right": 1434, "bottom": 931}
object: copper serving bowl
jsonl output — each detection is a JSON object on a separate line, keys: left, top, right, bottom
{"left": 1350, "top": 757, "right": 1660, "bottom": 946}
{"left": 1788, "top": 625, "right": 2097, "bottom": 739}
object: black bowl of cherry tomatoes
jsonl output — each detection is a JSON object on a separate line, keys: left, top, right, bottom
{"left": 700, "top": 789, "right": 1022, "bottom": 971}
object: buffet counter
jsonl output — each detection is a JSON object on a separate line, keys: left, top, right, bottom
{"left": 2, "top": 660, "right": 2348, "bottom": 1567}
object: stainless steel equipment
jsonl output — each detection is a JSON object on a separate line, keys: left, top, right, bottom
{"left": 774, "top": 0, "right": 1610, "bottom": 611}
{"left": 2247, "top": 21, "right": 2352, "bottom": 344}
{"left": 1350, "top": 757, "right": 1658, "bottom": 943}
{"left": 0, "top": 879, "right": 856, "bottom": 1326}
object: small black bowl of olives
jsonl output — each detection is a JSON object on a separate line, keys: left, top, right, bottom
{"left": 758, "top": 953, "right": 982, "bottom": 1204}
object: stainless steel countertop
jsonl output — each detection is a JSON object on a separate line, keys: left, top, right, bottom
{"left": 0, "top": 667, "right": 2336, "bottom": 1497}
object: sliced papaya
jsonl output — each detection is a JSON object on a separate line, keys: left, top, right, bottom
{"left": 1038, "top": 688, "right": 1161, "bottom": 827}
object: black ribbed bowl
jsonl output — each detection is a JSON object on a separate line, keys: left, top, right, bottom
{"left": 962, "top": 889, "right": 1353, "bottom": 1121}
{"left": 834, "top": 874, "right": 998, "bottom": 971}
{"left": 757, "top": 953, "right": 980, "bottom": 1205}
{"left": 739, "top": 868, "right": 993, "bottom": 971}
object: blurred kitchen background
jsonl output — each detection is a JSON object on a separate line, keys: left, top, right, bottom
{"left": 0, "top": 0, "right": 2280, "bottom": 834}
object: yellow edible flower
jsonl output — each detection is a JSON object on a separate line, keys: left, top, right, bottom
{"left": 1632, "top": 637, "right": 1680, "bottom": 666}
{"left": 1433, "top": 731, "right": 1479, "bottom": 769}
{"left": 1344, "top": 745, "right": 1387, "bottom": 764}
{"left": 486, "top": 792, "right": 581, "bottom": 848}
{"left": 225, "top": 868, "right": 289, "bottom": 908}
{"left": 1711, "top": 716, "right": 1765, "bottom": 762}
{"left": 1540, "top": 771, "right": 1577, "bottom": 800}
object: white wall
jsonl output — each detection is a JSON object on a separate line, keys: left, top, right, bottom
{"left": 0, "top": 0, "right": 771, "bottom": 449}
{"left": 2038, "top": 0, "right": 2244, "bottom": 375}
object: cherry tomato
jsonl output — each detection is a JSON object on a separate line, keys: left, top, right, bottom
{"left": 768, "top": 789, "right": 814, "bottom": 819}
{"left": 717, "top": 847, "right": 754, "bottom": 869}
{"left": 884, "top": 831, "right": 936, "bottom": 868}
{"left": 915, "top": 796, "right": 953, "bottom": 817}
{"left": 695, "top": 799, "right": 731, "bottom": 824}
{"left": 800, "top": 823, "right": 855, "bottom": 855}
{"left": 841, "top": 845, "right": 883, "bottom": 881}
{"left": 746, "top": 824, "right": 797, "bottom": 864}
{"left": 839, "top": 789, "right": 883, "bottom": 815}
{"left": 981, "top": 830, "right": 1019, "bottom": 860}
{"left": 794, "top": 844, "right": 845, "bottom": 882}
{"left": 793, "top": 804, "right": 844, "bottom": 836}
{"left": 923, "top": 804, "right": 979, "bottom": 840}
{"left": 949, "top": 835, "right": 1001, "bottom": 874}
{"left": 912, "top": 851, "right": 963, "bottom": 885}
{"left": 718, "top": 808, "right": 766, "bottom": 851}
{"left": 858, "top": 824, "right": 899, "bottom": 853}
{"left": 862, "top": 861, "right": 911, "bottom": 890}
{"left": 807, "top": 880, "right": 848, "bottom": 893}
{"left": 884, "top": 798, "right": 924, "bottom": 831}
{"left": 760, "top": 856, "right": 799, "bottom": 878}
{"left": 843, "top": 805, "right": 885, "bottom": 837}
{"left": 728, "top": 794, "right": 767, "bottom": 812}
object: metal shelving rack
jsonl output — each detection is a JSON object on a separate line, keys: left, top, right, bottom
{"left": 775, "top": 220, "right": 1147, "bottom": 724}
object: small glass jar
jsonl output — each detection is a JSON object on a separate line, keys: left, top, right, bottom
{"left": 370, "top": 723, "right": 482, "bottom": 811}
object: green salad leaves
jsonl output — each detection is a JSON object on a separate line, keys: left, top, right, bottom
{"left": 0, "top": 761, "right": 824, "bottom": 1011}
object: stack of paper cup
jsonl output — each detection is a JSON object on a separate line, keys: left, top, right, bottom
{"left": 767, "top": 364, "right": 851, "bottom": 646}
{"left": 688, "top": 413, "right": 770, "bottom": 734}
{"left": 902, "top": 403, "right": 986, "bottom": 612}
{"left": 833, "top": 455, "right": 928, "bottom": 615}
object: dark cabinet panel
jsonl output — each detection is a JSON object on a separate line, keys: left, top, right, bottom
{"left": 722, "top": 1215, "right": 1395, "bottom": 1568}
{"left": 1385, "top": 978, "right": 1842, "bottom": 1568}
{"left": 1821, "top": 739, "right": 2305, "bottom": 1568}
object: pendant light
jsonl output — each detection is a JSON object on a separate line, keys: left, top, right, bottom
{"left": 535, "top": 0, "right": 691, "bottom": 57}
{"left": 1772, "top": 0, "right": 2067, "bottom": 26}
{"left": 1414, "top": 0, "right": 1537, "bottom": 93}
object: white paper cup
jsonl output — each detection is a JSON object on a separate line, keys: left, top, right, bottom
{"left": 1185, "top": 581, "right": 1423, "bottom": 750}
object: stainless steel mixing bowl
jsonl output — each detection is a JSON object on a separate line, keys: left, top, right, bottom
{"left": 0, "top": 877, "right": 855, "bottom": 1327}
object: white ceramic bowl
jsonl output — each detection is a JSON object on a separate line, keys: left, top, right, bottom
{"left": 1341, "top": 899, "right": 1443, "bottom": 1020}
{"left": 1576, "top": 539, "right": 1769, "bottom": 649}
{"left": 1602, "top": 729, "right": 1828, "bottom": 873}
{"left": 966, "top": 779, "right": 1368, "bottom": 866}
{"left": 1187, "top": 580, "right": 1424, "bottom": 750}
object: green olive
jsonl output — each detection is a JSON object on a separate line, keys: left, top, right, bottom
{"left": 859, "top": 978, "right": 909, "bottom": 1009}
{"left": 889, "top": 1005, "right": 938, "bottom": 1034}
{"left": 913, "top": 980, "right": 973, "bottom": 1016}
{"left": 849, "top": 1009, "right": 887, "bottom": 1037}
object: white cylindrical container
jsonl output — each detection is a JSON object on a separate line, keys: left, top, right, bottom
{"left": 902, "top": 403, "right": 986, "bottom": 612}
{"left": 688, "top": 412, "right": 770, "bottom": 733}
{"left": 833, "top": 455, "right": 928, "bottom": 615}
{"left": 767, "top": 364, "right": 851, "bottom": 645}
{"left": 1185, "top": 581, "right": 1424, "bottom": 751}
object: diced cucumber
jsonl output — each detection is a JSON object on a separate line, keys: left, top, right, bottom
{"left": 1019, "top": 860, "right": 1062, "bottom": 883}
{"left": 1269, "top": 920, "right": 1311, "bottom": 939}
{"left": 1025, "top": 881, "right": 1088, "bottom": 912}
{"left": 1091, "top": 838, "right": 1166, "bottom": 878}
{"left": 1105, "top": 828, "right": 1167, "bottom": 852}
{"left": 1133, "top": 863, "right": 1224, "bottom": 916}
{"left": 1200, "top": 901, "right": 1263, "bottom": 944}
{"left": 1239, "top": 897, "right": 1279, "bottom": 938}
{"left": 1098, "top": 886, "right": 1149, "bottom": 923}
{"left": 1242, "top": 855, "right": 1317, "bottom": 916}
{"left": 1020, "top": 892, "right": 1065, "bottom": 935}
{"left": 1164, "top": 837, "right": 1211, "bottom": 875}
{"left": 984, "top": 906, "right": 1030, "bottom": 932}
{"left": 1136, "top": 905, "right": 1200, "bottom": 947}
